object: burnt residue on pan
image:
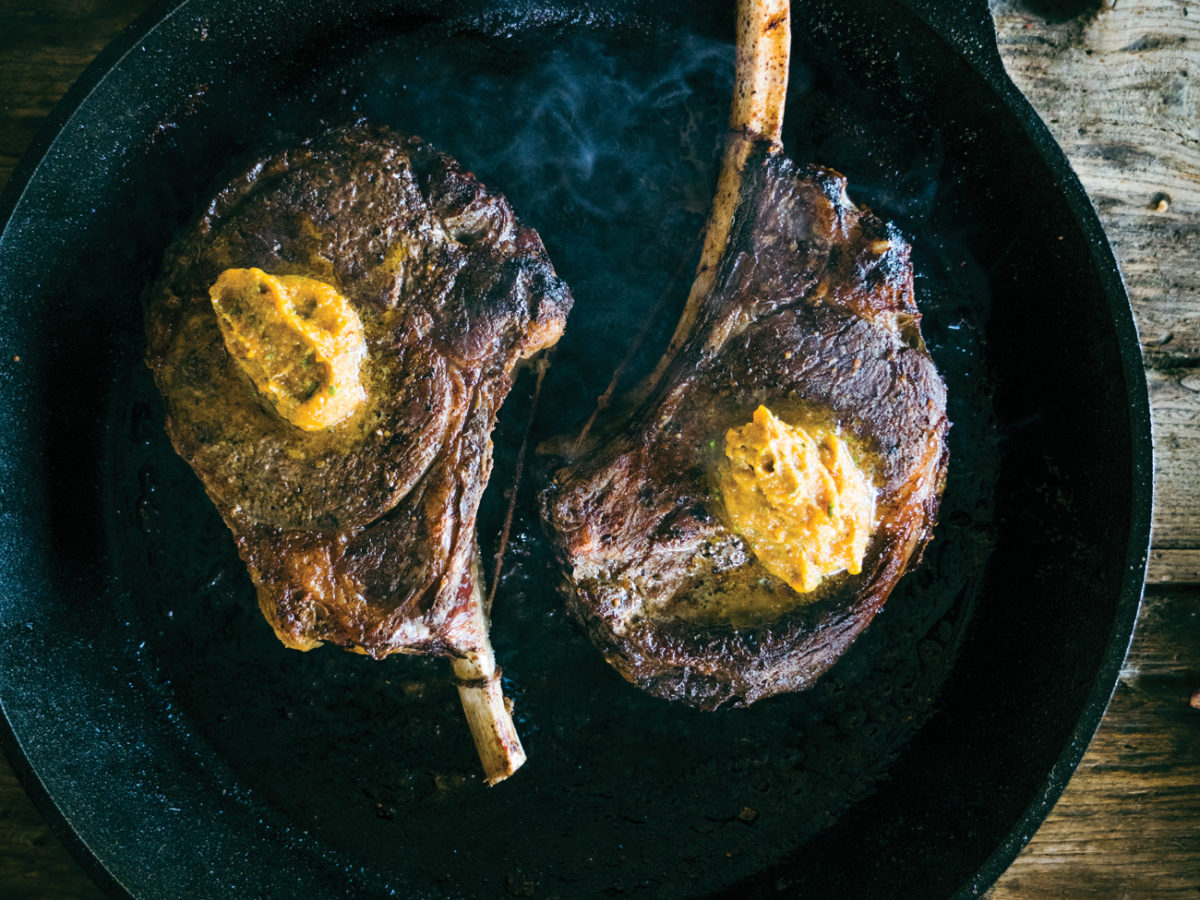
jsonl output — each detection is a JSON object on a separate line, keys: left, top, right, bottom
{"left": 109, "top": 9, "right": 999, "bottom": 899}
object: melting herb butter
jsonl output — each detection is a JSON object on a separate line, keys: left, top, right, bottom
{"left": 718, "top": 405, "right": 875, "bottom": 594}
{"left": 209, "top": 268, "right": 367, "bottom": 431}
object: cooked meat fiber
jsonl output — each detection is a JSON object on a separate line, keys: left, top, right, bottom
{"left": 145, "top": 124, "right": 572, "bottom": 781}
{"left": 539, "top": 0, "right": 948, "bottom": 710}
{"left": 541, "top": 152, "right": 947, "bottom": 709}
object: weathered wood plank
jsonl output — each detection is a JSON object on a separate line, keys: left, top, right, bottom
{"left": 1149, "top": 368, "right": 1200, "bottom": 583}
{"left": 0, "top": 4, "right": 145, "bottom": 190}
{"left": 1150, "top": 547, "right": 1200, "bottom": 583}
{"left": 991, "top": 0, "right": 1200, "bottom": 584}
{"left": 989, "top": 5, "right": 1200, "bottom": 892}
{"left": 2, "top": 2, "right": 173, "bottom": 894}
{"left": 988, "top": 588, "right": 1200, "bottom": 898}
{"left": 0, "top": 771, "right": 102, "bottom": 899}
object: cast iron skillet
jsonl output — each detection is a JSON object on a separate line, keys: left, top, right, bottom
{"left": 0, "top": 0, "right": 1151, "bottom": 897}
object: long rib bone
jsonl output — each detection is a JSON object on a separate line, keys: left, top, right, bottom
{"left": 471, "top": 2, "right": 789, "bottom": 777}
{"left": 451, "top": 555, "right": 526, "bottom": 785}
{"left": 644, "top": 0, "right": 791, "bottom": 394}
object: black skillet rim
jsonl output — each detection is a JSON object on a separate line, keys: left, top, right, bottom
{"left": 908, "top": 3, "right": 1152, "bottom": 895}
{"left": 0, "top": 8, "right": 197, "bottom": 896}
{"left": 0, "top": 0, "right": 1153, "bottom": 897}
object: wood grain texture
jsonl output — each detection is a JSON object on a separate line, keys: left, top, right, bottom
{"left": 988, "top": 589, "right": 1200, "bottom": 898}
{"left": 0, "top": 774, "right": 100, "bottom": 899}
{"left": 1, "top": 2, "right": 142, "bottom": 897}
{"left": 0, "top": 0, "right": 1196, "bottom": 897}
{"left": 989, "top": 0, "right": 1200, "bottom": 587}
{"left": 0, "top": 0, "right": 146, "bottom": 187}
{"left": 988, "top": 3, "right": 1200, "bottom": 894}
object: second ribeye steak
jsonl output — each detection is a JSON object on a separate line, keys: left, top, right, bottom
{"left": 540, "top": 142, "right": 948, "bottom": 710}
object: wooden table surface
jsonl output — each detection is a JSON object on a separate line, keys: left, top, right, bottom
{"left": 1, "top": 0, "right": 1197, "bottom": 896}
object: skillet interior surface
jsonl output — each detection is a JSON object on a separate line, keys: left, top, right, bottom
{"left": 0, "top": 0, "right": 1149, "bottom": 897}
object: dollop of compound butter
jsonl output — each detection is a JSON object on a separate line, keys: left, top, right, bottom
{"left": 718, "top": 405, "right": 875, "bottom": 594}
{"left": 209, "top": 268, "right": 367, "bottom": 431}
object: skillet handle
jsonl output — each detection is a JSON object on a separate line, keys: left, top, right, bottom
{"left": 893, "top": 0, "right": 1008, "bottom": 82}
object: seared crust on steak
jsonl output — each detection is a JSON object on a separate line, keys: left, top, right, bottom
{"left": 146, "top": 124, "right": 572, "bottom": 661}
{"left": 540, "top": 144, "right": 948, "bottom": 709}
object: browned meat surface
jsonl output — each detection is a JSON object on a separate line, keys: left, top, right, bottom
{"left": 539, "top": 143, "right": 948, "bottom": 710}
{"left": 145, "top": 123, "right": 572, "bottom": 665}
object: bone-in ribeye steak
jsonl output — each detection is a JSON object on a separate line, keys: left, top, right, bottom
{"left": 539, "top": 142, "right": 949, "bottom": 710}
{"left": 145, "top": 124, "right": 571, "bottom": 780}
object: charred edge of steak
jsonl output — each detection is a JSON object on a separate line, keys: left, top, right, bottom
{"left": 554, "top": 430, "right": 948, "bottom": 711}
{"left": 146, "top": 123, "right": 572, "bottom": 659}
{"left": 539, "top": 146, "right": 949, "bottom": 710}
